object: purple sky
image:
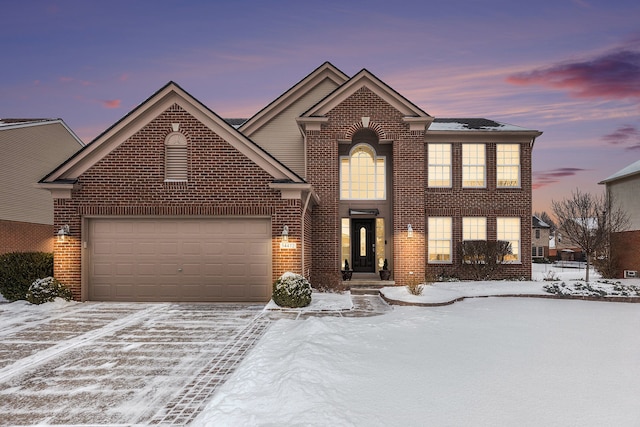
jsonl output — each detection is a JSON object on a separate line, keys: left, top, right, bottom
{"left": 2, "top": 0, "right": 639, "bottom": 215}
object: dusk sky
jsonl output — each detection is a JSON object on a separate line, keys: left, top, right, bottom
{"left": 2, "top": 0, "right": 639, "bottom": 215}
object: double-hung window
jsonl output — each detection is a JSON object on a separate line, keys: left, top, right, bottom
{"left": 428, "top": 217, "right": 452, "bottom": 263}
{"left": 428, "top": 144, "right": 451, "bottom": 187}
{"left": 497, "top": 217, "right": 521, "bottom": 262}
{"left": 497, "top": 144, "right": 520, "bottom": 187}
{"left": 462, "top": 144, "right": 485, "bottom": 187}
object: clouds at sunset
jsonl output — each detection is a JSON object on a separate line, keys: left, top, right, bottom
{"left": 603, "top": 125, "right": 640, "bottom": 151}
{"left": 533, "top": 168, "right": 588, "bottom": 189}
{"left": 507, "top": 49, "right": 640, "bottom": 101}
{"left": 101, "top": 99, "right": 121, "bottom": 109}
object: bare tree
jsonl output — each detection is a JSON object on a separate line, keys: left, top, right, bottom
{"left": 552, "top": 189, "right": 628, "bottom": 282}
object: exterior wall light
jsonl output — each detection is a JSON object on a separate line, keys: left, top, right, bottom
{"left": 407, "top": 224, "right": 414, "bottom": 238}
{"left": 282, "top": 225, "right": 289, "bottom": 242}
{"left": 57, "top": 225, "right": 70, "bottom": 242}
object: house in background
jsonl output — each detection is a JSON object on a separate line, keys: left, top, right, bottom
{"left": 599, "top": 159, "right": 640, "bottom": 278}
{"left": 40, "top": 62, "right": 541, "bottom": 302}
{"left": 0, "top": 119, "right": 84, "bottom": 254}
{"left": 531, "top": 215, "right": 551, "bottom": 260}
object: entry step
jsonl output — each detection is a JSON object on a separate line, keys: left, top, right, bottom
{"left": 346, "top": 280, "right": 395, "bottom": 295}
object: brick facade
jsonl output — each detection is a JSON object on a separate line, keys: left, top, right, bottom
{"left": 613, "top": 230, "right": 640, "bottom": 277}
{"left": 44, "top": 64, "right": 539, "bottom": 300}
{"left": 0, "top": 219, "right": 54, "bottom": 254}
{"left": 52, "top": 104, "right": 304, "bottom": 300}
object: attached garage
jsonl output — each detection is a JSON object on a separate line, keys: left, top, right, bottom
{"left": 87, "top": 217, "right": 272, "bottom": 302}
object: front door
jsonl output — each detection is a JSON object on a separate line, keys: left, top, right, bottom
{"left": 352, "top": 219, "right": 375, "bottom": 272}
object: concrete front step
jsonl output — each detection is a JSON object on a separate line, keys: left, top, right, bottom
{"left": 345, "top": 279, "right": 395, "bottom": 295}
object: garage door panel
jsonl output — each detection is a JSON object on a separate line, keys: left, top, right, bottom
{"left": 89, "top": 218, "right": 271, "bottom": 302}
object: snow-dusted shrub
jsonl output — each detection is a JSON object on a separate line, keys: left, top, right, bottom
{"left": 272, "top": 272, "right": 312, "bottom": 308}
{"left": 406, "top": 273, "right": 425, "bottom": 296}
{"left": 26, "top": 277, "right": 72, "bottom": 305}
{"left": 0, "top": 252, "right": 53, "bottom": 301}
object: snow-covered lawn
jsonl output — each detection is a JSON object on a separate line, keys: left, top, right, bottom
{"left": 195, "top": 265, "right": 640, "bottom": 426}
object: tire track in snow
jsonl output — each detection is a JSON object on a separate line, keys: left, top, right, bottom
{"left": 0, "top": 303, "right": 169, "bottom": 383}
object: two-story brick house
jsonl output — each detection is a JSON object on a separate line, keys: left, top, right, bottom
{"left": 40, "top": 62, "right": 541, "bottom": 302}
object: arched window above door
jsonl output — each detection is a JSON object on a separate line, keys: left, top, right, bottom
{"left": 340, "top": 143, "right": 386, "bottom": 200}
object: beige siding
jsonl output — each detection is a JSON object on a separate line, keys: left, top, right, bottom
{"left": 609, "top": 178, "right": 640, "bottom": 231}
{"left": 249, "top": 78, "right": 339, "bottom": 177}
{"left": 0, "top": 123, "right": 82, "bottom": 224}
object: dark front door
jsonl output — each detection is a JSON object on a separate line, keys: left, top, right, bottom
{"left": 352, "top": 219, "right": 375, "bottom": 272}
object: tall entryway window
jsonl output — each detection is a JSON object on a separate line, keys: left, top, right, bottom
{"left": 340, "top": 142, "right": 386, "bottom": 200}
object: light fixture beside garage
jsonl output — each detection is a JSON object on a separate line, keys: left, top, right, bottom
{"left": 280, "top": 225, "right": 297, "bottom": 249}
{"left": 407, "top": 224, "right": 414, "bottom": 238}
{"left": 57, "top": 224, "right": 70, "bottom": 242}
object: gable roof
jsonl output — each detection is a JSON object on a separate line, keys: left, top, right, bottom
{"left": 532, "top": 215, "right": 551, "bottom": 228}
{"left": 40, "top": 81, "right": 305, "bottom": 187}
{"left": 0, "top": 118, "right": 84, "bottom": 146}
{"left": 301, "top": 68, "right": 433, "bottom": 126}
{"left": 599, "top": 159, "right": 640, "bottom": 184}
{"left": 239, "top": 62, "right": 349, "bottom": 136}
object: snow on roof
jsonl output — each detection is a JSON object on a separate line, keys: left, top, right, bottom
{"left": 599, "top": 159, "right": 640, "bottom": 184}
{"left": 429, "top": 118, "right": 533, "bottom": 132}
{"left": 532, "top": 215, "right": 550, "bottom": 228}
{"left": 0, "top": 118, "right": 58, "bottom": 129}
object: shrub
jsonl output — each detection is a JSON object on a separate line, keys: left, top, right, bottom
{"left": 0, "top": 252, "right": 53, "bottom": 302}
{"left": 458, "top": 240, "right": 511, "bottom": 280}
{"left": 26, "top": 277, "right": 72, "bottom": 304}
{"left": 272, "top": 272, "right": 312, "bottom": 308}
{"left": 406, "top": 273, "right": 425, "bottom": 296}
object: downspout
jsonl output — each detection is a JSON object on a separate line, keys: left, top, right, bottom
{"left": 301, "top": 190, "right": 312, "bottom": 278}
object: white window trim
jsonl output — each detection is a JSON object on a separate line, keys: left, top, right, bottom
{"left": 497, "top": 217, "right": 521, "bottom": 263}
{"left": 462, "top": 144, "right": 486, "bottom": 188}
{"left": 428, "top": 143, "right": 452, "bottom": 188}
{"left": 497, "top": 144, "right": 521, "bottom": 188}
{"left": 340, "top": 143, "right": 386, "bottom": 200}
{"left": 428, "top": 217, "right": 452, "bottom": 264}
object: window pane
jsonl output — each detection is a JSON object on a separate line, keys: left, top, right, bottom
{"left": 341, "top": 218, "right": 350, "bottom": 268}
{"left": 497, "top": 144, "right": 520, "bottom": 187}
{"left": 360, "top": 227, "right": 367, "bottom": 257}
{"left": 462, "top": 144, "right": 485, "bottom": 187}
{"left": 497, "top": 217, "right": 520, "bottom": 262}
{"left": 463, "top": 217, "right": 486, "bottom": 240}
{"left": 340, "top": 144, "right": 385, "bottom": 200}
{"left": 428, "top": 217, "right": 452, "bottom": 263}
{"left": 428, "top": 144, "right": 451, "bottom": 187}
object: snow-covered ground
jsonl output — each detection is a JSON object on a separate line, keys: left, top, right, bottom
{"left": 195, "top": 265, "right": 640, "bottom": 426}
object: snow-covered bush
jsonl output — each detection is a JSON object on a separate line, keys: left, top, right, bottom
{"left": 0, "top": 252, "right": 53, "bottom": 301}
{"left": 272, "top": 272, "right": 312, "bottom": 308}
{"left": 406, "top": 274, "right": 425, "bottom": 296}
{"left": 543, "top": 280, "right": 640, "bottom": 298}
{"left": 26, "top": 277, "right": 72, "bottom": 305}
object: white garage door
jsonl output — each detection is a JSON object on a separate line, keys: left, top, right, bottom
{"left": 88, "top": 218, "right": 271, "bottom": 302}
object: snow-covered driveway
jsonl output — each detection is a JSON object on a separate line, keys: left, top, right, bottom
{"left": 0, "top": 301, "right": 271, "bottom": 425}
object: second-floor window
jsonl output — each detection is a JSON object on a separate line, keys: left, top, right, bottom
{"left": 462, "top": 144, "right": 485, "bottom": 187}
{"left": 340, "top": 144, "right": 385, "bottom": 200}
{"left": 497, "top": 144, "right": 520, "bottom": 187}
{"left": 428, "top": 144, "right": 451, "bottom": 187}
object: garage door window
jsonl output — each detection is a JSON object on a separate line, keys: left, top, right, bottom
{"left": 165, "top": 132, "right": 188, "bottom": 181}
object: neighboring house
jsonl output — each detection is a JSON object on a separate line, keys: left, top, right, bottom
{"left": 599, "top": 159, "right": 640, "bottom": 277}
{"left": 531, "top": 215, "right": 550, "bottom": 260}
{"left": 40, "top": 62, "right": 542, "bottom": 302}
{"left": 0, "top": 119, "right": 84, "bottom": 254}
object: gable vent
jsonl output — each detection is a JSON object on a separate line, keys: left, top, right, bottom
{"left": 165, "top": 132, "right": 188, "bottom": 181}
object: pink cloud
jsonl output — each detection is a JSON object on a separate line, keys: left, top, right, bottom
{"left": 102, "top": 99, "right": 121, "bottom": 109}
{"left": 507, "top": 50, "right": 640, "bottom": 100}
{"left": 59, "top": 76, "right": 74, "bottom": 83}
{"left": 533, "top": 168, "right": 588, "bottom": 189}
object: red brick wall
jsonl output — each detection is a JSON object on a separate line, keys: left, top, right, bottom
{"left": 0, "top": 219, "right": 54, "bottom": 254}
{"left": 425, "top": 143, "right": 532, "bottom": 279}
{"left": 613, "top": 230, "right": 640, "bottom": 277}
{"left": 53, "top": 104, "right": 304, "bottom": 300}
